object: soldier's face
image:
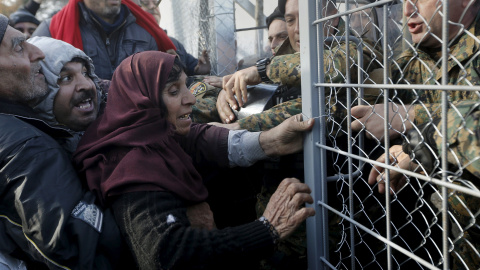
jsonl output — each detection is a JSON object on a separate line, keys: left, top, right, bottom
{"left": 404, "top": 0, "right": 469, "bottom": 48}
{"left": 84, "top": 0, "right": 122, "bottom": 22}
{"left": 268, "top": 19, "right": 288, "bottom": 55}
{"left": 285, "top": 0, "right": 300, "bottom": 52}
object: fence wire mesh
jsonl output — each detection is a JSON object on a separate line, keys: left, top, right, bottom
{"left": 301, "top": 0, "right": 480, "bottom": 269}
{"left": 163, "top": 0, "right": 272, "bottom": 77}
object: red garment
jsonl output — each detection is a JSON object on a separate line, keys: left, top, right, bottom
{"left": 73, "top": 51, "right": 207, "bottom": 206}
{"left": 49, "top": 0, "right": 175, "bottom": 52}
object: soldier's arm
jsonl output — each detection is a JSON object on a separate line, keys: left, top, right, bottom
{"left": 237, "top": 98, "right": 302, "bottom": 132}
{"left": 433, "top": 100, "right": 480, "bottom": 178}
{"left": 267, "top": 53, "right": 301, "bottom": 87}
{"left": 266, "top": 41, "right": 355, "bottom": 88}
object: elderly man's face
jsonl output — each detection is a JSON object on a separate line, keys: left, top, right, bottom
{"left": 0, "top": 26, "right": 46, "bottom": 106}
{"left": 268, "top": 19, "right": 288, "bottom": 55}
{"left": 54, "top": 60, "right": 98, "bottom": 131}
{"left": 404, "top": 0, "right": 471, "bottom": 47}
{"left": 84, "top": 0, "right": 122, "bottom": 23}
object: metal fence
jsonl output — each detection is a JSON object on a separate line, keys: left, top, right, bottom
{"left": 163, "top": 0, "right": 275, "bottom": 77}
{"left": 301, "top": 0, "right": 480, "bottom": 269}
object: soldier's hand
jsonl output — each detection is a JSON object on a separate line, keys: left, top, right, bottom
{"left": 368, "top": 145, "right": 416, "bottom": 194}
{"left": 351, "top": 103, "right": 415, "bottom": 140}
{"left": 222, "top": 66, "right": 261, "bottom": 108}
{"left": 263, "top": 178, "right": 315, "bottom": 239}
{"left": 216, "top": 89, "right": 238, "bottom": 123}
{"left": 203, "top": 76, "right": 223, "bottom": 88}
{"left": 259, "top": 114, "right": 314, "bottom": 157}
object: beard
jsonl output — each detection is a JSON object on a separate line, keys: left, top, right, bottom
{"left": 21, "top": 63, "right": 48, "bottom": 106}
{"left": 102, "top": 5, "right": 121, "bottom": 18}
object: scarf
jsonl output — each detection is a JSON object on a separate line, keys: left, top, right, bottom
{"left": 73, "top": 51, "right": 207, "bottom": 206}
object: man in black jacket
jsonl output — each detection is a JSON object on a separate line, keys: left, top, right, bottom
{"left": 0, "top": 15, "right": 131, "bottom": 269}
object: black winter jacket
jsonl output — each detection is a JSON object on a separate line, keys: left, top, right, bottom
{"left": 0, "top": 100, "right": 127, "bottom": 269}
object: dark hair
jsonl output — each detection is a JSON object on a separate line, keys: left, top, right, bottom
{"left": 9, "top": 9, "right": 40, "bottom": 26}
{"left": 62, "top": 57, "right": 93, "bottom": 80}
{"left": 160, "top": 56, "right": 185, "bottom": 116}
{"left": 266, "top": 7, "right": 285, "bottom": 29}
{"left": 166, "top": 56, "right": 185, "bottom": 85}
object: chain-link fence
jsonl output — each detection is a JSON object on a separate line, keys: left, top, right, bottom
{"left": 301, "top": 0, "right": 480, "bottom": 269}
{"left": 162, "top": 0, "right": 275, "bottom": 77}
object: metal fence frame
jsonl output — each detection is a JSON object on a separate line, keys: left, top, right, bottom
{"left": 301, "top": 0, "right": 480, "bottom": 269}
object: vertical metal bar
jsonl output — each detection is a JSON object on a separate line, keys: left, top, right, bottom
{"left": 254, "top": 0, "right": 264, "bottom": 56}
{"left": 382, "top": 2, "right": 392, "bottom": 269}
{"left": 300, "top": 0, "right": 327, "bottom": 269}
{"left": 343, "top": 1, "right": 356, "bottom": 270}
{"left": 441, "top": 0, "right": 450, "bottom": 269}
{"left": 212, "top": 0, "right": 236, "bottom": 76}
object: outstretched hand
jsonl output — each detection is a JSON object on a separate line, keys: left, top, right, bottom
{"left": 194, "top": 50, "right": 211, "bottom": 75}
{"left": 222, "top": 66, "right": 261, "bottom": 109}
{"left": 368, "top": 145, "right": 416, "bottom": 194}
{"left": 263, "top": 178, "right": 315, "bottom": 239}
{"left": 259, "top": 114, "right": 314, "bottom": 157}
{"left": 207, "top": 121, "right": 240, "bottom": 130}
{"left": 203, "top": 76, "right": 223, "bottom": 88}
{"left": 216, "top": 89, "right": 237, "bottom": 123}
{"left": 351, "top": 103, "right": 414, "bottom": 140}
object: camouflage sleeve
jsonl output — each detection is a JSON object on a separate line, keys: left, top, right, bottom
{"left": 268, "top": 53, "right": 302, "bottom": 87}
{"left": 242, "top": 41, "right": 380, "bottom": 132}
{"left": 413, "top": 103, "right": 442, "bottom": 125}
{"left": 434, "top": 100, "right": 480, "bottom": 178}
{"left": 268, "top": 41, "right": 360, "bottom": 88}
{"left": 433, "top": 100, "right": 480, "bottom": 270}
{"left": 237, "top": 98, "right": 302, "bottom": 132}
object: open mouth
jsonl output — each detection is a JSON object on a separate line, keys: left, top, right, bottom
{"left": 408, "top": 22, "right": 422, "bottom": 33}
{"left": 35, "top": 67, "right": 43, "bottom": 77}
{"left": 76, "top": 98, "right": 93, "bottom": 110}
{"left": 179, "top": 114, "right": 190, "bottom": 120}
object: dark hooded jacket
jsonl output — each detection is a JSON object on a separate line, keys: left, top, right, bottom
{"left": 0, "top": 37, "right": 129, "bottom": 269}
{"left": 0, "top": 101, "right": 126, "bottom": 270}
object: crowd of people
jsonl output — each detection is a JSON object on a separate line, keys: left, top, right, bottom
{"left": 0, "top": 0, "right": 479, "bottom": 269}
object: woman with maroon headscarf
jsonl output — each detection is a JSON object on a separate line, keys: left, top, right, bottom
{"left": 73, "top": 51, "right": 315, "bottom": 269}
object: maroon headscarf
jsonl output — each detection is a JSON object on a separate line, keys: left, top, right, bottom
{"left": 73, "top": 51, "right": 207, "bottom": 206}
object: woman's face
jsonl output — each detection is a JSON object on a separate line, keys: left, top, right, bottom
{"left": 162, "top": 71, "right": 196, "bottom": 136}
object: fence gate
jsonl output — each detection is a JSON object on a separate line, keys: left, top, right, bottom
{"left": 301, "top": 0, "right": 480, "bottom": 269}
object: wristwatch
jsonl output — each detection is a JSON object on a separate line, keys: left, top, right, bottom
{"left": 256, "top": 57, "right": 273, "bottom": 83}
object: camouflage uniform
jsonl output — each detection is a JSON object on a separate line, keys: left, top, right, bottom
{"left": 393, "top": 13, "right": 480, "bottom": 270}
{"left": 433, "top": 101, "right": 480, "bottom": 270}
{"left": 237, "top": 20, "right": 384, "bottom": 132}
{"left": 189, "top": 75, "right": 223, "bottom": 123}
